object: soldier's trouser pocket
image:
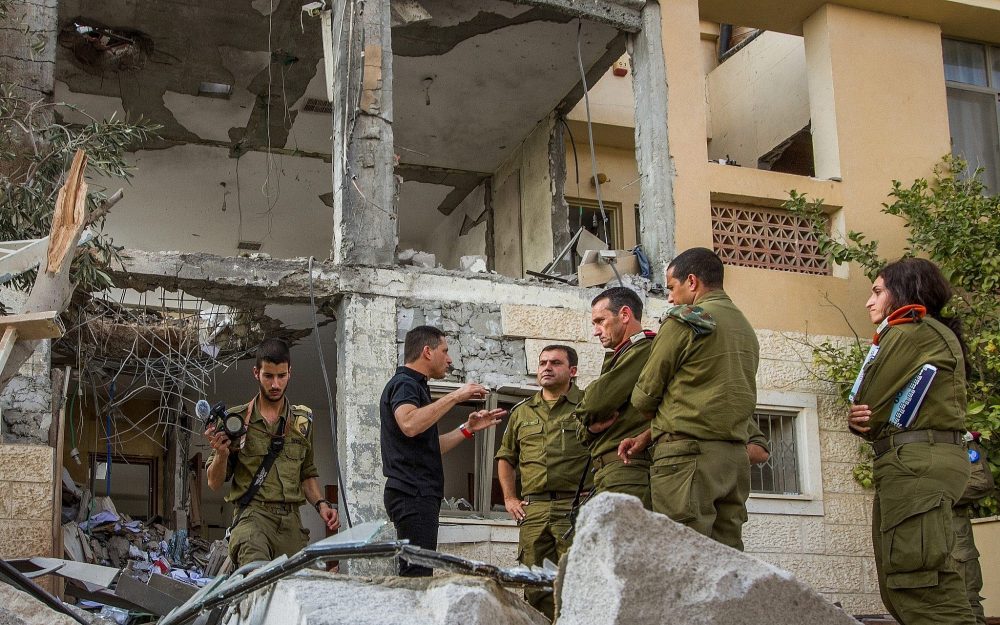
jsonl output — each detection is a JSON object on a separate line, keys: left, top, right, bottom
{"left": 650, "top": 440, "right": 700, "bottom": 523}
{"left": 881, "top": 496, "right": 955, "bottom": 589}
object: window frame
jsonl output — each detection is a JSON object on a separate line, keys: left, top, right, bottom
{"left": 943, "top": 37, "right": 1000, "bottom": 193}
{"left": 430, "top": 382, "right": 537, "bottom": 520}
{"left": 566, "top": 196, "right": 624, "bottom": 251}
{"left": 746, "top": 390, "right": 824, "bottom": 517}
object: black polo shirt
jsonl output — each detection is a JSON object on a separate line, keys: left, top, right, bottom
{"left": 380, "top": 366, "right": 443, "bottom": 498}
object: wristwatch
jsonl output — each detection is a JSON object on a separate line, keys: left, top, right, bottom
{"left": 314, "top": 498, "right": 333, "bottom": 513}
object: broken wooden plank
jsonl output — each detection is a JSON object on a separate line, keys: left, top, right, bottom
{"left": 0, "top": 310, "right": 65, "bottom": 340}
{"left": 47, "top": 150, "right": 88, "bottom": 274}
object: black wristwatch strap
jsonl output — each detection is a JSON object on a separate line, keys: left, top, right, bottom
{"left": 314, "top": 498, "right": 333, "bottom": 512}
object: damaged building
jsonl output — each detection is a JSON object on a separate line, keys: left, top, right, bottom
{"left": 3, "top": 0, "right": 1000, "bottom": 621}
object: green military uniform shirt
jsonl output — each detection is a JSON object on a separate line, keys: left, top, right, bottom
{"left": 575, "top": 332, "right": 654, "bottom": 457}
{"left": 495, "top": 384, "right": 593, "bottom": 495}
{"left": 747, "top": 420, "right": 769, "bottom": 453}
{"left": 853, "top": 317, "right": 967, "bottom": 442}
{"left": 206, "top": 398, "right": 318, "bottom": 504}
{"left": 631, "top": 290, "right": 759, "bottom": 443}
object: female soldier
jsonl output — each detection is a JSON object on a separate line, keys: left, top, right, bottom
{"left": 848, "top": 258, "right": 974, "bottom": 625}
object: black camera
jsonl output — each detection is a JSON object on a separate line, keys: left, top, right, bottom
{"left": 196, "top": 399, "right": 247, "bottom": 442}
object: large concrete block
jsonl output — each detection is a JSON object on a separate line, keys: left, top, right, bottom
{"left": 0, "top": 583, "right": 81, "bottom": 625}
{"left": 500, "top": 305, "right": 590, "bottom": 341}
{"left": 0, "top": 445, "right": 53, "bottom": 482}
{"left": 8, "top": 481, "right": 52, "bottom": 520}
{"left": 256, "top": 572, "right": 547, "bottom": 625}
{"left": 559, "top": 493, "right": 859, "bottom": 625}
{"left": 0, "top": 519, "right": 51, "bottom": 559}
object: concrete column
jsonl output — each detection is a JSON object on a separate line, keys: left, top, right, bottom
{"left": 331, "top": 0, "right": 398, "bottom": 266}
{"left": 630, "top": 0, "right": 674, "bottom": 280}
{"left": 549, "top": 118, "right": 572, "bottom": 275}
{"left": 334, "top": 293, "right": 396, "bottom": 528}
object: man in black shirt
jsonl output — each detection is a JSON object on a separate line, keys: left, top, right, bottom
{"left": 380, "top": 325, "right": 507, "bottom": 576}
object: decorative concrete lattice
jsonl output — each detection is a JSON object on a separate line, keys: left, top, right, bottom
{"left": 711, "top": 204, "right": 830, "bottom": 275}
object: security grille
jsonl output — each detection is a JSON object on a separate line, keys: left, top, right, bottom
{"left": 711, "top": 203, "right": 830, "bottom": 275}
{"left": 751, "top": 409, "right": 801, "bottom": 495}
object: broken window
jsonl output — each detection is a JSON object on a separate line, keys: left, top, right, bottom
{"left": 943, "top": 38, "right": 1000, "bottom": 194}
{"left": 711, "top": 202, "right": 830, "bottom": 275}
{"left": 432, "top": 383, "right": 534, "bottom": 518}
{"left": 750, "top": 409, "right": 800, "bottom": 496}
{"left": 706, "top": 30, "right": 815, "bottom": 176}
{"left": 567, "top": 197, "right": 621, "bottom": 250}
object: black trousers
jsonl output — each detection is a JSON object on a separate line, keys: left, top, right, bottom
{"left": 384, "top": 487, "right": 440, "bottom": 577}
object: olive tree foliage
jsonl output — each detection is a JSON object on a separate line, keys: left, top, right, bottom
{"left": 786, "top": 156, "right": 1000, "bottom": 513}
{"left": 0, "top": 0, "right": 158, "bottom": 313}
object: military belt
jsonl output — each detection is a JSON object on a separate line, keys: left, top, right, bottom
{"left": 871, "top": 429, "right": 963, "bottom": 458}
{"left": 524, "top": 491, "right": 584, "bottom": 503}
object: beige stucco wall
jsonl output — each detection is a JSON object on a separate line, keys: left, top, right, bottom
{"left": 707, "top": 32, "right": 811, "bottom": 167}
{"left": 562, "top": 135, "right": 641, "bottom": 250}
{"left": 0, "top": 444, "right": 54, "bottom": 559}
{"left": 652, "top": 0, "right": 953, "bottom": 337}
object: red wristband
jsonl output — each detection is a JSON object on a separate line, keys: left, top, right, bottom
{"left": 459, "top": 423, "right": 474, "bottom": 439}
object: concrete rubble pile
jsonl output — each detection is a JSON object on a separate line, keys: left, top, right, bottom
{"left": 245, "top": 573, "right": 549, "bottom": 625}
{"left": 0, "top": 583, "right": 109, "bottom": 625}
{"left": 558, "top": 493, "right": 861, "bottom": 625}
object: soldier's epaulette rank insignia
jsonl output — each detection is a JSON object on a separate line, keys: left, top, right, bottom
{"left": 661, "top": 304, "right": 717, "bottom": 337}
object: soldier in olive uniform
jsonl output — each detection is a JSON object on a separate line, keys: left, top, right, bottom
{"left": 849, "top": 258, "right": 975, "bottom": 625}
{"left": 574, "top": 287, "right": 655, "bottom": 508}
{"left": 496, "top": 345, "right": 592, "bottom": 619}
{"left": 206, "top": 339, "right": 340, "bottom": 567}
{"left": 623, "top": 248, "right": 759, "bottom": 551}
{"left": 953, "top": 434, "right": 994, "bottom": 625}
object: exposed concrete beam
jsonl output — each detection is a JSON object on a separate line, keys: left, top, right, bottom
{"left": 395, "top": 163, "right": 488, "bottom": 216}
{"left": 510, "top": 0, "right": 642, "bottom": 32}
{"left": 111, "top": 249, "right": 604, "bottom": 310}
{"left": 631, "top": 1, "right": 673, "bottom": 280}
{"left": 556, "top": 31, "right": 628, "bottom": 118}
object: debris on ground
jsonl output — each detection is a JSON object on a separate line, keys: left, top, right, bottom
{"left": 558, "top": 493, "right": 861, "bottom": 625}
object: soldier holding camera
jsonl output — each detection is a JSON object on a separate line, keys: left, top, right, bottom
{"left": 205, "top": 339, "right": 340, "bottom": 567}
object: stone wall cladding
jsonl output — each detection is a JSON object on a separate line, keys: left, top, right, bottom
{"left": 399, "top": 301, "right": 533, "bottom": 388}
{"left": 748, "top": 330, "right": 878, "bottom": 615}
{"left": 0, "top": 444, "right": 53, "bottom": 559}
{"left": 1, "top": 340, "right": 52, "bottom": 444}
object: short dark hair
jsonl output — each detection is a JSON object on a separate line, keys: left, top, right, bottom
{"left": 540, "top": 344, "right": 578, "bottom": 368}
{"left": 404, "top": 325, "right": 446, "bottom": 363}
{"left": 592, "top": 286, "right": 644, "bottom": 321}
{"left": 256, "top": 338, "right": 290, "bottom": 367}
{"left": 667, "top": 247, "right": 724, "bottom": 289}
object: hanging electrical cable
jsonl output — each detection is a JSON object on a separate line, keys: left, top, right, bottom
{"left": 308, "top": 256, "right": 353, "bottom": 528}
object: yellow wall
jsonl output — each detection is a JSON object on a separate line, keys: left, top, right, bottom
{"left": 973, "top": 517, "right": 1000, "bottom": 617}
{"left": 653, "top": 1, "right": 953, "bottom": 335}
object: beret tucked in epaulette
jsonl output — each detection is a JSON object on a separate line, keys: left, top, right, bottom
{"left": 660, "top": 304, "right": 717, "bottom": 337}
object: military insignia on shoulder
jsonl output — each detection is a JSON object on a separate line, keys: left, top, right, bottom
{"left": 661, "top": 304, "right": 717, "bottom": 337}
{"left": 291, "top": 405, "right": 313, "bottom": 438}
{"left": 226, "top": 402, "right": 249, "bottom": 417}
